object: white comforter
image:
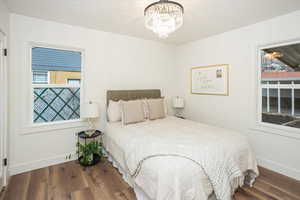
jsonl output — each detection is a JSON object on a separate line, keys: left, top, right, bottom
{"left": 105, "top": 117, "right": 258, "bottom": 200}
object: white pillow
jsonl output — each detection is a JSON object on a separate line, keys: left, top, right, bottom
{"left": 107, "top": 100, "right": 121, "bottom": 122}
{"left": 145, "top": 97, "right": 168, "bottom": 116}
{"left": 142, "top": 99, "right": 150, "bottom": 119}
{"left": 147, "top": 98, "right": 166, "bottom": 120}
{"left": 120, "top": 100, "right": 145, "bottom": 125}
{"left": 163, "top": 98, "right": 168, "bottom": 115}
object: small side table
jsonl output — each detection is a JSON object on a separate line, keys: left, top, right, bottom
{"left": 77, "top": 130, "right": 104, "bottom": 166}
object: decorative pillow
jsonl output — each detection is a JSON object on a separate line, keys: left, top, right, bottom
{"left": 120, "top": 100, "right": 146, "bottom": 125}
{"left": 142, "top": 99, "right": 150, "bottom": 119}
{"left": 107, "top": 100, "right": 121, "bottom": 122}
{"left": 163, "top": 98, "right": 168, "bottom": 115}
{"left": 147, "top": 98, "right": 166, "bottom": 120}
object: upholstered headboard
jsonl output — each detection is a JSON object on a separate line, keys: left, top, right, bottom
{"left": 106, "top": 89, "right": 161, "bottom": 106}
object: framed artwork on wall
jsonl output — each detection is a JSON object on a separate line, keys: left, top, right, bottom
{"left": 190, "top": 64, "right": 229, "bottom": 96}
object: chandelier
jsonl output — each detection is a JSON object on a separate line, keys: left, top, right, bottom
{"left": 144, "top": 0, "right": 184, "bottom": 38}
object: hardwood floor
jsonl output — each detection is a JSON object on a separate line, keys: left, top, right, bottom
{"left": 1, "top": 159, "right": 300, "bottom": 200}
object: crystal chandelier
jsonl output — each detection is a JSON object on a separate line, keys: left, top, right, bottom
{"left": 144, "top": 0, "right": 184, "bottom": 38}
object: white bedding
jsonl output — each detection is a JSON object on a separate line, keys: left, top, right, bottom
{"left": 104, "top": 116, "right": 258, "bottom": 200}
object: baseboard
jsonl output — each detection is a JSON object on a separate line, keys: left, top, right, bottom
{"left": 257, "top": 156, "right": 300, "bottom": 181}
{"left": 9, "top": 153, "right": 76, "bottom": 176}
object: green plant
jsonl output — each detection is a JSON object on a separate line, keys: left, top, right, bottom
{"left": 77, "top": 140, "right": 103, "bottom": 165}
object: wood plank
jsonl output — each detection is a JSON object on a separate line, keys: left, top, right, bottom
{"left": 234, "top": 188, "right": 259, "bottom": 200}
{"left": 4, "top": 172, "right": 31, "bottom": 200}
{"left": 242, "top": 186, "right": 277, "bottom": 200}
{"left": 253, "top": 179, "right": 300, "bottom": 200}
{"left": 26, "top": 168, "right": 49, "bottom": 200}
{"left": 71, "top": 188, "right": 94, "bottom": 200}
{"left": 258, "top": 166, "right": 300, "bottom": 198}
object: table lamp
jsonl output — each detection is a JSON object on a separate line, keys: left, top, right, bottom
{"left": 173, "top": 96, "right": 185, "bottom": 117}
{"left": 81, "top": 101, "right": 99, "bottom": 136}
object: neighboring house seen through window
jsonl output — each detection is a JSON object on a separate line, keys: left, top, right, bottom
{"left": 32, "top": 71, "right": 49, "bottom": 84}
{"left": 259, "top": 41, "right": 300, "bottom": 130}
{"left": 32, "top": 47, "right": 82, "bottom": 123}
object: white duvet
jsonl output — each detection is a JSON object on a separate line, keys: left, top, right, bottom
{"left": 104, "top": 116, "right": 258, "bottom": 200}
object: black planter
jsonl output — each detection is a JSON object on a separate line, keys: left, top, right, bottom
{"left": 78, "top": 153, "right": 101, "bottom": 166}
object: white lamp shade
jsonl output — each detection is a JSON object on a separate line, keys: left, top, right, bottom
{"left": 173, "top": 97, "right": 185, "bottom": 108}
{"left": 81, "top": 102, "right": 99, "bottom": 119}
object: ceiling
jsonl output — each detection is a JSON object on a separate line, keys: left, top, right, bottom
{"left": 4, "top": 0, "right": 300, "bottom": 45}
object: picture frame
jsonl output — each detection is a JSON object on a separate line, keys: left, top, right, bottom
{"left": 190, "top": 64, "right": 229, "bottom": 96}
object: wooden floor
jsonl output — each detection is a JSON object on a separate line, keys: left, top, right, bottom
{"left": 1, "top": 158, "right": 300, "bottom": 200}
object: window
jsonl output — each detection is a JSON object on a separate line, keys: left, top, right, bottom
{"left": 32, "top": 47, "right": 82, "bottom": 123}
{"left": 259, "top": 41, "right": 300, "bottom": 129}
{"left": 32, "top": 71, "right": 49, "bottom": 84}
{"left": 67, "top": 79, "right": 81, "bottom": 85}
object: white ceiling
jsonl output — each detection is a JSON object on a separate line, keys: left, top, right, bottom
{"left": 4, "top": 0, "right": 300, "bottom": 45}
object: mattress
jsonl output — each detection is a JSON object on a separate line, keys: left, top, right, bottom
{"left": 103, "top": 117, "right": 214, "bottom": 200}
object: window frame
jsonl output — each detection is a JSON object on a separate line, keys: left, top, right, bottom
{"left": 255, "top": 39, "right": 300, "bottom": 139}
{"left": 23, "top": 42, "right": 86, "bottom": 134}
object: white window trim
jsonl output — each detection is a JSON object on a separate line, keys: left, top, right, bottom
{"left": 253, "top": 38, "right": 300, "bottom": 140}
{"left": 20, "top": 42, "right": 87, "bottom": 135}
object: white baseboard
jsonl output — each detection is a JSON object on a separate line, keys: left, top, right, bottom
{"left": 257, "top": 156, "right": 300, "bottom": 181}
{"left": 9, "top": 153, "right": 76, "bottom": 176}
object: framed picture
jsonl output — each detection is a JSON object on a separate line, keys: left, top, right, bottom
{"left": 190, "top": 64, "right": 229, "bottom": 96}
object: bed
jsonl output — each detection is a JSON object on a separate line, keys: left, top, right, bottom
{"left": 103, "top": 89, "right": 258, "bottom": 200}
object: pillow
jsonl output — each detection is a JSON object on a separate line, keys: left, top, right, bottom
{"left": 147, "top": 98, "right": 166, "bottom": 120}
{"left": 142, "top": 99, "right": 150, "bottom": 119}
{"left": 107, "top": 100, "right": 121, "bottom": 122}
{"left": 120, "top": 100, "right": 146, "bottom": 125}
{"left": 163, "top": 98, "right": 168, "bottom": 115}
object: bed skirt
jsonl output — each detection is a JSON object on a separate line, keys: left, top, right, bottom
{"left": 105, "top": 151, "right": 153, "bottom": 200}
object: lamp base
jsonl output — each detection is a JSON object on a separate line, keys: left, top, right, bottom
{"left": 85, "top": 129, "right": 96, "bottom": 136}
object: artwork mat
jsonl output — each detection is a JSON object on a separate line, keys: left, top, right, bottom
{"left": 190, "top": 64, "right": 229, "bottom": 96}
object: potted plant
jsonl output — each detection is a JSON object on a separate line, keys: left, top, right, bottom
{"left": 77, "top": 140, "right": 103, "bottom": 166}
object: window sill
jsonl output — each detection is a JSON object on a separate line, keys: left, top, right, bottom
{"left": 250, "top": 122, "right": 300, "bottom": 141}
{"left": 18, "top": 119, "right": 88, "bottom": 135}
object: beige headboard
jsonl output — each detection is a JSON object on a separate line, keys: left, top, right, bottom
{"left": 106, "top": 89, "right": 161, "bottom": 106}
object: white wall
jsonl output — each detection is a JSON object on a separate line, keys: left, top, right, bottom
{"left": 0, "top": 0, "right": 9, "bottom": 34}
{"left": 175, "top": 10, "right": 300, "bottom": 180}
{"left": 8, "top": 14, "right": 176, "bottom": 175}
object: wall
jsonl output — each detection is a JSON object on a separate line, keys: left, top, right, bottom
{"left": 0, "top": 0, "right": 9, "bottom": 34}
{"left": 8, "top": 14, "right": 176, "bottom": 175}
{"left": 175, "top": 10, "right": 300, "bottom": 180}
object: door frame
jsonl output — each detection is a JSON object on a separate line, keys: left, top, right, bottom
{"left": 0, "top": 29, "right": 8, "bottom": 187}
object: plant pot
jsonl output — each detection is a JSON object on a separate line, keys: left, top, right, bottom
{"left": 78, "top": 153, "right": 101, "bottom": 166}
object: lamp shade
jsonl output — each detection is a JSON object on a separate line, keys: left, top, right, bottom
{"left": 81, "top": 102, "right": 99, "bottom": 119}
{"left": 173, "top": 97, "right": 184, "bottom": 108}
